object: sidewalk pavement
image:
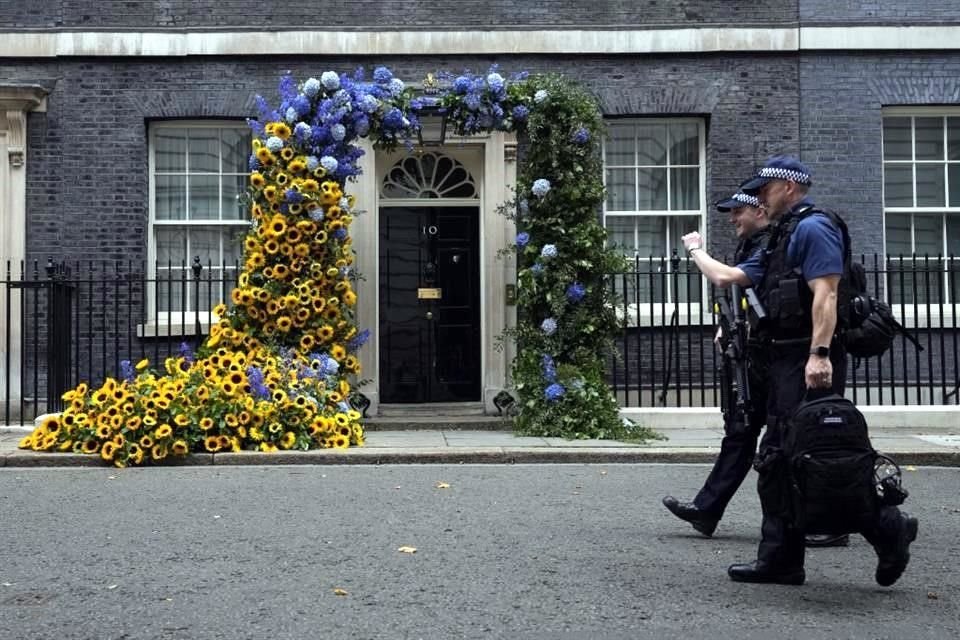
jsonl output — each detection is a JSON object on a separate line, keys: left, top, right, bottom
{"left": 1, "top": 425, "right": 958, "bottom": 467}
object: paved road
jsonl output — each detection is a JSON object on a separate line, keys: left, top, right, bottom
{"left": 0, "top": 464, "right": 957, "bottom": 639}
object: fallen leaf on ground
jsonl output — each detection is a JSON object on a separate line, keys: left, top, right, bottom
{"left": 599, "top": 471, "right": 607, "bottom": 476}
{"left": 435, "top": 482, "right": 450, "bottom": 489}
{"left": 107, "top": 585, "right": 118, "bottom": 590}
{"left": 107, "top": 475, "right": 117, "bottom": 480}
{"left": 333, "top": 588, "right": 349, "bottom": 596}
{"left": 905, "top": 465, "right": 917, "bottom": 471}
{"left": 397, "top": 546, "right": 417, "bottom": 554}
{"left": 927, "top": 591, "right": 939, "bottom": 599}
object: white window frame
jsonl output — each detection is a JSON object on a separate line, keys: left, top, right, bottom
{"left": 881, "top": 107, "right": 960, "bottom": 325}
{"left": 140, "top": 120, "right": 250, "bottom": 337}
{"left": 602, "top": 117, "right": 708, "bottom": 326}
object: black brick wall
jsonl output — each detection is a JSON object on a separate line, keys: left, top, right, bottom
{"left": 800, "top": 1, "right": 960, "bottom": 24}
{"left": 1, "top": 1, "right": 797, "bottom": 29}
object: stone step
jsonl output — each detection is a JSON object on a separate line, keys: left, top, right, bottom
{"left": 363, "top": 415, "right": 512, "bottom": 431}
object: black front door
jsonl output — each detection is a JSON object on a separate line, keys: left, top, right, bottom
{"left": 379, "top": 206, "right": 481, "bottom": 403}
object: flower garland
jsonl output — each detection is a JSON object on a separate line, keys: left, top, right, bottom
{"left": 20, "top": 66, "right": 640, "bottom": 466}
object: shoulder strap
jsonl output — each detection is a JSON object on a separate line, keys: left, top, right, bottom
{"left": 795, "top": 206, "right": 852, "bottom": 265}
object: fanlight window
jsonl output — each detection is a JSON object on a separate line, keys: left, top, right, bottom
{"left": 381, "top": 152, "right": 477, "bottom": 199}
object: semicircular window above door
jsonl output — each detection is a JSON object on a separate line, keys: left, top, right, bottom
{"left": 381, "top": 152, "right": 478, "bottom": 199}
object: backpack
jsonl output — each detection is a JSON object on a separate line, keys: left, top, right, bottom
{"left": 781, "top": 392, "right": 878, "bottom": 534}
{"left": 796, "top": 208, "right": 919, "bottom": 360}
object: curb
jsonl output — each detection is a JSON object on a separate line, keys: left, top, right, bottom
{"left": 2, "top": 448, "right": 958, "bottom": 468}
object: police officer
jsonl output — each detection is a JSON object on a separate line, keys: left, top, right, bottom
{"left": 662, "top": 192, "right": 770, "bottom": 537}
{"left": 725, "top": 155, "right": 918, "bottom": 587}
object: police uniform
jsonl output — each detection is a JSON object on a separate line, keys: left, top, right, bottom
{"left": 728, "top": 156, "right": 918, "bottom": 586}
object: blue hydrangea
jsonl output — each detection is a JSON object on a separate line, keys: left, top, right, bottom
{"left": 306, "top": 155, "right": 320, "bottom": 171}
{"left": 321, "top": 71, "right": 340, "bottom": 90}
{"left": 321, "top": 156, "right": 339, "bottom": 173}
{"left": 571, "top": 127, "right": 590, "bottom": 144}
{"left": 303, "top": 77, "right": 321, "bottom": 98}
{"left": 309, "top": 209, "right": 325, "bottom": 221}
{"left": 541, "top": 354, "right": 557, "bottom": 382}
{"left": 519, "top": 199, "right": 530, "bottom": 216}
{"left": 453, "top": 76, "right": 472, "bottom": 94}
{"left": 246, "top": 365, "right": 271, "bottom": 399}
{"left": 178, "top": 341, "right": 194, "bottom": 363}
{"left": 383, "top": 107, "right": 405, "bottom": 130}
{"left": 266, "top": 136, "right": 284, "bottom": 152}
{"left": 516, "top": 232, "right": 530, "bottom": 248}
{"left": 541, "top": 317, "right": 558, "bottom": 335}
{"left": 465, "top": 93, "right": 482, "bottom": 111}
{"left": 570, "top": 378, "right": 585, "bottom": 391}
{"left": 330, "top": 123, "right": 347, "bottom": 141}
{"left": 531, "top": 262, "right": 544, "bottom": 276}
{"left": 512, "top": 105, "right": 529, "bottom": 121}
{"left": 285, "top": 188, "right": 303, "bottom": 203}
{"left": 388, "top": 78, "right": 405, "bottom": 96}
{"left": 566, "top": 282, "right": 586, "bottom": 303}
{"left": 540, "top": 244, "right": 558, "bottom": 259}
{"left": 120, "top": 359, "right": 135, "bottom": 382}
{"left": 486, "top": 72, "right": 505, "bottom": 93}
{"left": 355, "top": 115, "right": 371, "bottom": 136}
{"left": 544, "top": 383, "right": 565, "bottom": 402}
{"left": 339, "top": 197, "right": 351, "bottom": 210}
{"left": 360, "top": 94, "right": 380, "bottom": 114}
{"left": 294, "top": 122, "right": 312, "bottom": 141}
{"left": 333, "top": 228, "right": 349, "bottom": 240}
{"left": 534, "top": 89, "right": 549, "bottom": 103}
{"left": 373, "top": 66, "right": 393, "bottom": 83}
{"left": 284, "top": 106, "right": 299, "bottom": 123}
{"left": 292, "top": 94, "right": 311, "bottom": 116}
{"left": 248, "top": 155, "right": 260, "bottom": 171}
{"left": 532, "top": 178, "right": 551, "bottom": 198}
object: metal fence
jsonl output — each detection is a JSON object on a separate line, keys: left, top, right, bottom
{"left": 2, "top": 254, "right": 959, "bottom": 423}
{"left": 607, "top": 252, "right": 960, "bottom": 407}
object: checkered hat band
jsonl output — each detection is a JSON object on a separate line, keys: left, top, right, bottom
{"left": 759, "top": 167, "right": 811, "bottom": 184}
{"left": 732, "top": 193, "right": 760, "bottom": 207}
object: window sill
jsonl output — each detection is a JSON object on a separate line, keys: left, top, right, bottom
{"left": 616, "top": 303, "right": 714, "bottom": 329}
{"left": 137, "top": 322, "right": 212, "bottom": 339}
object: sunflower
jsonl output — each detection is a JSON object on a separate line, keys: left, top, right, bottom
{"left": 135, "top": 359, "right": 149, "bottom": 371}
{"left": 225, "top": 413, "right": 239, "bottom": 428}
{"left": 150, "top": 444, "right": 168, "bottom": 461}
{"left": 280, "top": 431, "right": 297, "bottom": 449}
{"left": 203, "top": 436, "right": 221, "bottom": 452}
{"left": 171, "top": 440, "right": 189, "bottom": 455}
{"left": 259, "top": 442, "right": 278, "bottom": 453}
{"left": 18, "top": 435, "right": 34, "bottom": 449}
{"left": 269, "top": 121, "right": 291, "bottom": 139}
{"left": 100, "top": 441, "right": 117, "bottom": 461}
{"left": 276, "top": 316, "right": 293, "bottom": 332}
{"left": 174, "top": 414, "right": 190, "bottom": 427}
{"left": 113, "top": 433, "right": 125, "bottom": 447}
{"left": 280, "top": 147, "right": 295, "bottom": 161}
{"left": 287, "top": 158, "right": 306, "bottom": 174}
{"left": 343, "top": 290, "right": 357, "bottom": 306}
{"left": 331, "top": 344, "right": 346, "bottom": 361}
{"left": 139, "top": 435, "right": 154, "bottom": 449}
{"left": 318, "top": 325, "right": 335, "bottom": 341}
{"left": 263, "top": 184, "right": 278, "bottom": 201}
{"left": 333, "top": 436, "right": 348, "bottom": 449}
{"left": 300, "top": 334, "right": 317, "bottom": 351}
{"left": 155, "top": 424, "right": 173, "bottom": 439}
{"left": 249, "top": 172, "right": 266, "bottom": 188}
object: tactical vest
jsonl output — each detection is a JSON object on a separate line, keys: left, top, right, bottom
{"left": 756, "top": 204, "right": 851, "bottom": 341}
{"left": 734, "top": 227, "right": 770, "bottom": 265}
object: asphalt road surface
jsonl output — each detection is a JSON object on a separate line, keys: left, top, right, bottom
{"left": 1, "top": 464, "right": 957, "bottom": 640}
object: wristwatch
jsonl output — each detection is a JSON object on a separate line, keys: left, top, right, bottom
{"left": 809, "top": 346, "right": 830, "bottom": 358}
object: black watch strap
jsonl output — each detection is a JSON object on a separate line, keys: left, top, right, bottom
{"left": 809, "top": 346, "right": 830, "bottom": 358}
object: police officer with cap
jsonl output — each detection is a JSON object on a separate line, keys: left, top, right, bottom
{"left": 663, "top": 192, "right": 770, "bottom": 537}
{"left": 725, "top": 155, "right": 918, "bottom": 587}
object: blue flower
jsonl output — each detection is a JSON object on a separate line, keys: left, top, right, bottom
{"left": 294, "top": 122, "right": 312, "bottom": 141}
{"left": 534, "top": 89, "right": 549, "bottom": 103}
{"left": 512, "top": 105, "right": 529, "bottom": 121}
{"left": 266, "top": 136, "right": 284, "bottom": 152}
{"left": 333, "top": 228, "right": 348, "bottom": 240}
{"left": 465, "top": 93, "right": 481, "bottom": 111}
{"left": 544, "top": 383, "right": 565, "bottom": 402}
{"left": 246, "top": 366, "right": 271, "bottom": 399}
{"left": 373, "top": 66, "right": 393, "bottom": 83}
{"left": 247, "top": 155, "right": 260, "bottom": 171}
{"left": 541, "top": 244, "right": 558, "bottom": 259}
{"left": 306, "top": 155, "right": 320, "bottom": 171}
{"left": 303, "top": 77, "right": 321, "bottom": 98}
{"left": 566, "top": 282, "right": 586, "bottom": 303}
{"left": 571, "top": 127, "right": 590, "bottom": 144}
{"left": 531, "top": 262, "right": 544, "bottom": 276}
{"left": 120, "top": 359, "right": 135, "bottom": 382}
{"left": 541, "top": 354, "right": 557, "bottom": 382}
{"left": 383, "top": 107, "right": 405, "bottom": 130}
{"left": 178, "top": 342, "right": 194, "bottom": 363}
{"left": 321, "top": 156, "right": 339, "bottom": 173}
{"left": 454, "top": 76, "right": 472, "bottom": 94}
{"left": 388, "top": 78, "right": 405, "bottom": 96}
{"left": 360, "top": 94, "right": 380, "bottom": 114}
{"left": 532, "top": 178, "right": 551, "bottom": 198}
{"left": 285, "top": 188, "right": 304, "bottom": 203}
{"left": 486, "top": 72, "right": 505, "bottom": 92}
{"left": 330, "top": 123, "right": 347, "bottom": 141}
{"left": 292, "top": 94, "right": 311, "bottom": 116}
{"left": 516, "top": 232, "right": 530, "bottom": 248}
{"left": 309, "top": 209, "right": 325, "bottom": 221}
{"left": 541, "top": 318, "right": 558, "bottom": 335}
{"left": 348, "top": 329, "right": 371, "bottom": 352}
{"left": 321, "top": 71, "right": 340, "bottom": 90}
{"left": 284, "top": 106, "right": 299, "bottom": 123}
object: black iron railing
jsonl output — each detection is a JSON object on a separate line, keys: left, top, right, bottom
{"left": 607, "top": 253, "right": 960, "bottom": 407}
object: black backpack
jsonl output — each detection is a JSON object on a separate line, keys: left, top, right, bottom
{"left": 782, "top": 393, "right": 878, "bottom": 534}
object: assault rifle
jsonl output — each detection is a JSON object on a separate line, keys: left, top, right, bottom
{"left": 714, "top": 284, "right": 764, "bottom": 433}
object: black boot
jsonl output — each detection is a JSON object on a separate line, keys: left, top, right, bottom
{"left": 805, "top": 533, "right": 850, "bottom": 547}
{"left": 728, "top": 561, "right": 805, "bottom": 585}
{"left": 661, "top": 496, "right": 719, "bottom": 537}
{"left": 876, "top": 514, "right": 919, "bottom": 587}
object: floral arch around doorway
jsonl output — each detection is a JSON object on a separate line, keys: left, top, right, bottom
{"left": 21, "top": 67, "right": 654, "bottom": 467}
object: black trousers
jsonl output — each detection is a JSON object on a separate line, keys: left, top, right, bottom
{"left": 693, "top": 385, "right": 766, "bottom": 518}
{"left": 755, "top": 342, "right": 905, "bottom": 569}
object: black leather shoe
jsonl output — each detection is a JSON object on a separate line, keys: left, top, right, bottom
{"left": 661, "top": 496, "right": 719, "bottom": 537}
{"left": 805, "top": 533, "right": 850, "bottom": 547}
{"left": 728, "top": 561, "right": 805, "bottom": 585}
{"left": 876, "top": 514, "right": 919, "bottom": 587}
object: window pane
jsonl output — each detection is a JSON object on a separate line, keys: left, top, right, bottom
{"left": 914, "top": 117, "right": 945, "bottom": 161}
{"left": 669, "top": 216, "right": 700, "bottom": 256}
{"left": 949, "top": 163, "right": 960, "bottom": 207}
{"left": 155, "top": 175, "right": 186, "bottom": 220}
{"left": 221, "top": 128, "right": 251, "bottom": 174}
{"left": 155, "top": 227, "right": 187, "bottom": 265}
{"left": 188, "top": 175, "right": 220, "bottom": 220}
{"left": 222, "top": 175, "right": 247, "bottom": 220}
{"left": 915, "top": 164, "right": 945, "bottom": 207}
{"left": 605, "top": 168, "right": 636, "bottom": 210}
{"left": 605, "top": 124, "right": 634, "bottom": 165}
{"left": 223, "top": 227, "right": 246, "bottom": 265}
{"left": 605, "top": 216, "right": 636, "bottom": 254}
{"left": 155, "top": 129, "right": 186, "bottom": 172}
{"left": 669, "top": 167, "right": 699, "bottom": 210}
{"left": 948, "top": 117, "right": 960, "bottom": 161}
{"left": 882, "top": 117, "right": 912, "bottom": 161}
{"left": 885, "top": 213, "right": 912, "bottom": 257}
{"left": 946, "top": 216, "right": 960, "bottom": 257}
{"left": 634, "top": 216, "right": 667, "bottom": 256}
{"left": 637, "top": 168, "right": 668, "bottom": 210}
{"left": 883, "top": 165, "right": 913, "bottom": 207}
{"left": 914, "top": 215, "right": 943, "bottom": 257}
{"left": 156, "top": 269, "right": 186, "bottom": 313}
{"left": 635, "top": 124, "right": 667, "bottom": 166}
{"left": 190, "top": 228, "right": 221, "bottom": 267}
{"left": 188, "top": 128, "right": 220, "bottom": 173}
{"left": 669, "top": 123, "right": 699, "bottom": 165}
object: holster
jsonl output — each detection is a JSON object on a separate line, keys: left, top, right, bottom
{"left": 754, "top": 447, "right": 793, "bottom": 521}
